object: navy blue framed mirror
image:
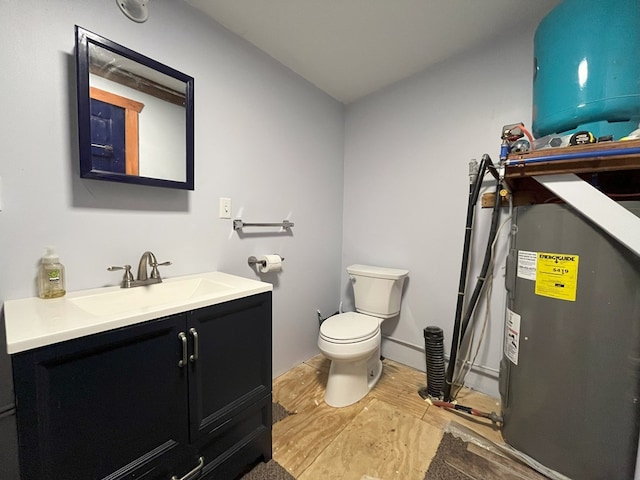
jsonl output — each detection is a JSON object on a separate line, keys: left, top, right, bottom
{"left": 75, "top": 26, "right": 194, "bottom": 190}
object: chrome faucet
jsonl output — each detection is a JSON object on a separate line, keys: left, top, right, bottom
{"left": 108, "top": 251, "right": 172, "bottom": 288}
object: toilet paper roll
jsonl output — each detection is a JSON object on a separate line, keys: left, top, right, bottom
{"left": 259, "top": 254, "right": 283, "bottom": 273}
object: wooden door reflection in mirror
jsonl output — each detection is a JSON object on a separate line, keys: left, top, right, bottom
{"left": 90, "top": 87, "right": 144, "bottom": 175}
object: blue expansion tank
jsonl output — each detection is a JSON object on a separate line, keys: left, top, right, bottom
{"left": 532, "top": 0, "right": 640, "bottom": 140}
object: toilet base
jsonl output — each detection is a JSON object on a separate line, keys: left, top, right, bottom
{"left": 323, "top": 347, "right": 382, "bottom": 408}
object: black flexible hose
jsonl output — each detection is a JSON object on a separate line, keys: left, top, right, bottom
{"left": 444, "top": 155, "right": 501, "bottom": 401}
{"left": 458, "top": 178, "right": 503, "bottom": 345}
{"left": 441, "top": 155, "right": 489, "bottom": 400}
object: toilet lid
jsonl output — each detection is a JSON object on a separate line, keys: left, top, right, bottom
{"left": 319, "top": 312, "right": 380, "bottom": 344}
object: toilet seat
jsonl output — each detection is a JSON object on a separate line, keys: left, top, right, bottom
{"left": 319, "top": 312, "right": 380, "bottom": 344}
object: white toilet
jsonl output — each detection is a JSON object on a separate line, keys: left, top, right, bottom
{"left": 318, "top": 264, "right": 409, "bottom": 407}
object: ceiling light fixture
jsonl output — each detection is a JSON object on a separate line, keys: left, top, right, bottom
{"left": 115, "top": 0, "right": 150, "bottom": 23}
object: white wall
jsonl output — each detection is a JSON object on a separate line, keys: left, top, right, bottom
{"left": 0, "top": 0, "right": 344, "bottom": 377}
{"left": 342, "top": 27, "right": 539, "bottom": 397}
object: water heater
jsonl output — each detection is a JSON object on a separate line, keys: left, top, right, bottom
{"left": 500, "top": 202, "right": 640, "bottom": 479}
{"left": 533, "top": 0, "right": 640, "bottom": 139}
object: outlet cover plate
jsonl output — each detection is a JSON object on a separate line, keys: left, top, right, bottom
{"left": 219, "top": 197, "right": 231, "bottom": 219}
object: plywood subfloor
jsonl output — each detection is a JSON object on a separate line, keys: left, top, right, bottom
{"left": 273, "top": 355, "right": 512, "bottom": 479}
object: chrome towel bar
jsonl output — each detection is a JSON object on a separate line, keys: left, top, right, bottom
{"left": 233, "top": 219, "right": 294, "bottom": 231}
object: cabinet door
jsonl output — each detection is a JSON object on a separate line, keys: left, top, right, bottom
{"left": 13, "top": 314, "right": 190, "bottom": 480}
{"left": 187, "top": 292, "right": 272, "bottom": 443}
{"left": 0, "top": 410, "right": 20, "bottom": 480}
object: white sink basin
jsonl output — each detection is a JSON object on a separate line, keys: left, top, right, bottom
{"left": 4, "top": 271, "right": 272, "bottom": 354}
{"left": 69, "top": 277, "right": 234, "bottom": 316}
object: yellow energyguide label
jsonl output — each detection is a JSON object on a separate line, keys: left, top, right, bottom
{"left": 535, "top": 252, "right": 579, "bottom": 301}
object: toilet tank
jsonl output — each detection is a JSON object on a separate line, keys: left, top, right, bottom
{"left": 347, "top": 264, "right": 409, "bottom": 318}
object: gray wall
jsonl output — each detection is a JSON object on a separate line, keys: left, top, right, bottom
{"left": 1, "top": 0, "right": 545, "bottom": 397}
{"left": 342, "top": 28, "right": 539, "bottom": 397}
{"left": 0, "top": 0, "right": 344, "bottom": 378}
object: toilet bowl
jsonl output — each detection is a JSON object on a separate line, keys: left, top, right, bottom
{"left": 318, "top": 264, "right": 408, "bottom": 408}
{"left": 318, "top": 312, "right": 382, "bottom": 408}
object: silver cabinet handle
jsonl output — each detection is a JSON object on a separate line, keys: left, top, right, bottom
{"left": 178, "top": 332, "right": 188, "bottom": 367}
{"left": 171, "top": 456, "right": 204, "bottom": 480}
{"left": 189, "top": 328, "right": 199, "bottom": 363}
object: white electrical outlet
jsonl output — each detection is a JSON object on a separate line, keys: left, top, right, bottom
{"left": 219, "top": 197, "right": 231, "bottom": 219}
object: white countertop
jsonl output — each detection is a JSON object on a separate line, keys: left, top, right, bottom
{"left": 4, "top": 271, "right": 272, "bottom": 354}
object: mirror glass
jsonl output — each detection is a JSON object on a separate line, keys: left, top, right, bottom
{"left": 75, "top": 26, "right": 194, "bottom": 190}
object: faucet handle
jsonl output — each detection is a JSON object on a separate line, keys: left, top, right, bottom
{"left": 150, "top": 260, "right": 172, "bottom": 279}
{"left": 108, "top": 264, "right": 134, "bottom": 288}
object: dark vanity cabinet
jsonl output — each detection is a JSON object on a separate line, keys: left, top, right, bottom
{"left": 12, "top": 292, "right": 272, "bottom": 480}
{"left": 0, "top": 317, "right": 20, "bottom": 480}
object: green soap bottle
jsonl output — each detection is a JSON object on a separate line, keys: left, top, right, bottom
{"left": 38, "top": 247, "right": 66, "bottom": 299}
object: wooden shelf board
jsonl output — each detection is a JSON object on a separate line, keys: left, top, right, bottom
{"left": 505, "top": 139, "right": 640, "bottom": 179}
{"left": 480, "top": 140, "right": 640, "bottom": 207}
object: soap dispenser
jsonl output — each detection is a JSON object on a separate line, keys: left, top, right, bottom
{"left": 38, "top": 247, "right": 66, "bottom": 299}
